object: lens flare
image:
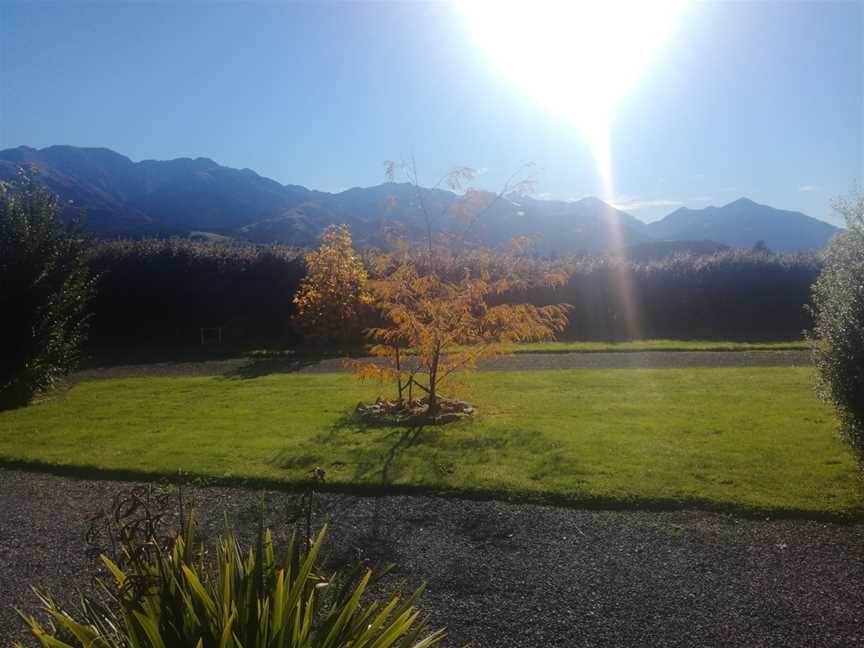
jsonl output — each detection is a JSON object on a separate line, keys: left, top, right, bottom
{"left": 458, "top": 0, "right": 686, "bottom": 197}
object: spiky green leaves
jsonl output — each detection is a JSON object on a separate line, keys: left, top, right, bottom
{"left": 17, "top": 520, "right": 444, "bottom": 648}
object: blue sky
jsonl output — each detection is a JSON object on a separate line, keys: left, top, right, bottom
{"left": 1, "top": 1, "right": 861, "bottom": 224}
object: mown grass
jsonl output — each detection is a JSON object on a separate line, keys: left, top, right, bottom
{"left": 0, "top": 368, "right": 858, "bottom": 516}
{"left": 505, "top": 340, "right": 810, "bottom": 353}
{"left": 85, "top": 339, "right": 809, "bottom": 368}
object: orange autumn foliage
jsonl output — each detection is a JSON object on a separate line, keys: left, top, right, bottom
{"left": 350, "top": 161, "right": 571, "bottom": 416}
{"left": 292, "top": 224, "right": 373, "bottom": 346}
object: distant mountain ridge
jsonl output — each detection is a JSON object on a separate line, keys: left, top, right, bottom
{"left": 0, "top": 145, "right": 841, "bottom": 253}
{"left": 646, "top": 197, "right": 839, "bottom": 252}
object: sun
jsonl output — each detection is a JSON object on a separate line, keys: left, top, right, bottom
{"left": 458, "top": 0, "right": 687, "bottom": 195}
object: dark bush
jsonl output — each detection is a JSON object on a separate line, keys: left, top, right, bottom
{"left": 0, "top": 177, "right": 95, "bottom": 407}
{"left": 518, "top": 249, "right": 821, "bottom": 342}
{"left": 810, "top": 191, "right": 864, "bottom": 463}
{"left": 88, "top": 238, "right": 305, "bottom": 349}
{"left": 84, "top": 240, "right": 821, "bottom": 353}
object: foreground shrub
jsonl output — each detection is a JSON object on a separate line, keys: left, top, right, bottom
{"left": 810, "top": 191, "right": 864, "bottom": 463}
{"left": 17, "top": 513, "right": 444, "bottom": 648}
{"left": 0, "top": 175, "right": 95, "bottom": 408}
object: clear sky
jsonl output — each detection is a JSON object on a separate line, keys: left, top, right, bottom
{"left": 1, "top": 1, "right": 861, "bottom": 224}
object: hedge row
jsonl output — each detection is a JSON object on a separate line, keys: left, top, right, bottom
{"left": 521, "top": 250, "right": 822, "bottom": 341}
{"left": 86, "top": 241, "right": 820, "bottom": 349}
{"left": 88, "top": 239, "right": 304, "bottom": 348}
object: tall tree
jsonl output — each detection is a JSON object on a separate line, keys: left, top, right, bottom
{"left": 0, "top": 174, "right": 95, "bottom": 408}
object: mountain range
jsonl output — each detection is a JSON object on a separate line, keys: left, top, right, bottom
{"left": 0, "top": 145, "right": 841, "bottom": 254}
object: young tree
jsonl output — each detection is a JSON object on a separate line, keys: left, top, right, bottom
{"left": 0, "top": 174, "right": 95, "bottom": 408}
{"left": 292, "top": 224, "right": 373, "bottom": 347}
{"left": 354, "top": 162, "right": 571, "bottom": 418}
{"left": 810, "top": 189, "right": 864, "bottom": 465}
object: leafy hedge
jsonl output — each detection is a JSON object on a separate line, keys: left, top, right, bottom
{"left": 88, "top": 239, "right": 304, "bottom": 349}
{"left": 512, "top": 250, "right": 822, "bottom": 342}
{"left": 85, "top": 242, "right": 820, "bottom": 349}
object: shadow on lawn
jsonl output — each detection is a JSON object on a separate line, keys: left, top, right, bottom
{"left": 379, "top": 426, "right": 425, "bottom": 484}
{"left": 3, "top": 456, "right": 861, "bottom": 522}
{"left": 223, "top": 356, "right": 318, "bottom": 379}
{"left": 272, "top": 413, "right": 435, "bottom": 487}
{"left": 79, "top": 345, "right": 371, "bottom": 370}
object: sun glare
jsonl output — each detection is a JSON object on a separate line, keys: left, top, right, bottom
{"left": 459, "top": 0, "right": 687, "bottom": 195}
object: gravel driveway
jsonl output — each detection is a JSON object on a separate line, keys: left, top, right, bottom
{"left": 2, "top": 468, "right": 862, "bottom": 648}
{"left": 72, "top": 350, "right": 812, "bottom": 381}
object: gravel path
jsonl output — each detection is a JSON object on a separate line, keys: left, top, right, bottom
{"left": 2, "top": 468, "right": 862, "bottom": 648}
{"left": 73, "top": 350, "right": 812, "bottom": 381}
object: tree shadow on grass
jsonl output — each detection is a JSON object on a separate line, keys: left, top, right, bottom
{"left": 223, "top": 356, "right": 319, "bottom": 379}
{"left": 269, "top": 414, "right": 436, "bottom": 564}
{"left": 378, "top": 426, "right": 425, "bottom": 484}
{"left": 272, "top": 412, "right": 434, "bottom": 488}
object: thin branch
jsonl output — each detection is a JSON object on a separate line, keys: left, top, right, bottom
{"left": 457, "top": 162, "right": 535, "bottom": 241}
{"left": 409, "top": 155, "right": 436, "bottom": 261}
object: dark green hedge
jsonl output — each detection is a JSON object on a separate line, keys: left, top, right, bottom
{"left": 86, "top": 242, "right": 819, "bottom": 349}
{"left": 511, "top": 250, "right": 821, "bottom": 342}
{"left": 88, "top": 239, "right": 304, "bottom": 348}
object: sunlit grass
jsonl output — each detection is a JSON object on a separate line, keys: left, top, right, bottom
{"left": 0, "top": 367, "right": 857, "bottom": 516}
{"left": 86, "top": 339, "right": 809, "bottom": 367}
{"left": 505, "top": 340, "right": 809, "bottom": 353}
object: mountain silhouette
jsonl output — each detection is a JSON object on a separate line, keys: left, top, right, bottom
{"left": 0, "top": 145, "right": 840, "bottom": 253}
{"left": 646, "top": 197, "right": 839, "bottom": 252}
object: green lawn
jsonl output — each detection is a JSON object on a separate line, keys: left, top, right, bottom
{"left": 84, "top": 339, "right": 809, "bottom": 368}
{"left": 506, "top": 340, "right": 809, "bottom": 353}
{"left": 0, "top": 368, "right": 858, "bottom": 517}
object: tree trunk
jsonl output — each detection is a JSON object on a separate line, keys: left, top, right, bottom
{"left": 395, "top": 344, "right": 403, "bottom": 403}
{"left": 427, "top": 343, "right": 440, "bottom": 416}
{"left": 428, "top": 379, "right": 438, "bottom": 416}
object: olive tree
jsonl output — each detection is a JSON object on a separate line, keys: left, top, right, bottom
{"left": 0, "top": 175, "right": 95, "bottom": 408}
{"left": 810, "top": 189, "right": 864, "bottom": 463}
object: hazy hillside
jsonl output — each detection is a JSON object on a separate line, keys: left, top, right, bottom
{"left": 646, "top": 198, "right": 840, "bottom": 253}
{"left": 0, "top": 145, "right": 840, "bottom": 253}
{"left": 0, "top": 145, "right": 154, "bottom": 232}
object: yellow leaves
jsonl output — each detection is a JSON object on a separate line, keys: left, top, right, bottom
{"left": 292, "top": 224, "right": 372, "bottom": 345}
{"left": 343, "top": 357, "right": 400, "bottom": 384}
{"left": 353, "top": 241, "right": 572, "bottom": 401}
{"left": 289, "top": 169, "right": 573, "bottom": 403}
{"left": 351, "top": 160, "right": 567, "bottom": 409}
{"left": 448, "top": 188, "right": 492, "bottom": 226}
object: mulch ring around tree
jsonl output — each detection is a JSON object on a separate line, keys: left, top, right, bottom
{"left": 355, "top": 396, "right": 476, "bottom": 426}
